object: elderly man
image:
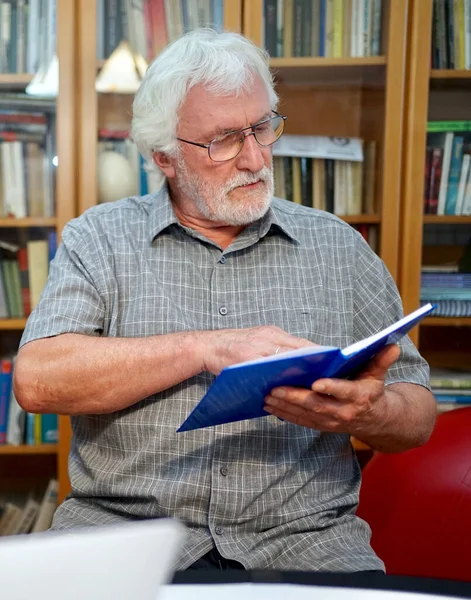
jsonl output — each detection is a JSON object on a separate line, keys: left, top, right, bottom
{"left": 14, "top": 29, "right": 436, "bottom": 573}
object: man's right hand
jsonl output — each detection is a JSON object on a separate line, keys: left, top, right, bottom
{"left": 197, "top": 326, "right": 316, "bottom": 375}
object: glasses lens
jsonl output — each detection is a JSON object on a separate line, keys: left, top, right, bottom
{"left": 254, "top": 115, "right": 284, "bottom": 146}
{"left": 209, "top": 132, "right": 244, "bottom": 162}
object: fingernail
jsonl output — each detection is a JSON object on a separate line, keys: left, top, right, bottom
{"left": 313, "top": 383, "right": 326, "bottom": 393}
{"left": 271, "top": 388, "right": 286, "bottom": 399}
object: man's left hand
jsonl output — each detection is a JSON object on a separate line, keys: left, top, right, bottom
{"left": 264, "top": 344, "right": 401, "bottom": 435}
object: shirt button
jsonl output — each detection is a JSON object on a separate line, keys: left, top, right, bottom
{"left": 219, "top": 256, "right": 226, "bottom": 264}
{"left": 219, "top": 307, "right": 228, "bottom": 315}
{"left": 220, "top": 467, "right": 228, "bottom": 476}
{"left": 215, "top": 526, "right": 224, "bottom": 535}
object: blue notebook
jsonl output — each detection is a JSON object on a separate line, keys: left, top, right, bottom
{"left": 178, "top": 304, "right": 436, "bottom": 432}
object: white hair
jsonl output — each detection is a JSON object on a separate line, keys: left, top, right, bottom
{"left": 131, "top": 28, "right": 278, "bottom": 187}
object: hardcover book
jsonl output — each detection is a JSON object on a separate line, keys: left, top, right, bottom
{"left": 178, "top": 303, "right": 435, "bottom": 432}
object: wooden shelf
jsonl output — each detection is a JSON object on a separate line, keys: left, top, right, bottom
{"left": 0, "top": 444, "right": 58, "bottom": 455}
{"left": 423, "top": 317, "right": 471, "bottom": 327}
{"left": 430, "top": 69, "right": 471, "bottom": 79}
{"left": 0, "top": 319, "right": 27, "bottom": 330}
{"left": 0, "top": 73, "right": 33, "bottom": 90}
{"left": 271, "top": 57, "right": 387, "bottom": 68}
{"left": 0, "top": 218, "right": 56, "bottom": 228}
{"left": 341, "top": 215, "right": 381, "bottom": 224}
{"left": 270, "top": 56, "right": 386, "bottom": 86}
{"left": 423, "top": 215, "right": 471, "bottom": 224}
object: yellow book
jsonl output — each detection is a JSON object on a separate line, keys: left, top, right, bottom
{"left": 283, "top": 0, "right": 294, "bottom": 57}
{"left": 313, "top": 159, "right": 326, "bottom": 210}
{"left": 292, "top": 157, "right": 302, "bottom": 204}
{"left": 34, "top": 414, "right": 42, "bottom": 445}
{"left": 332, "top": 0, "right": 344, "bottom": 58}
{"left": 459, "top": 0, "right": 465, "bottom": 69}
{"left": 27, "top": 239, "right": 49, "bottom": 310}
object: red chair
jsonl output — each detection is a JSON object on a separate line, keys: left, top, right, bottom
{"left": 357, "top": 406, "right": 471, "bottom": 582}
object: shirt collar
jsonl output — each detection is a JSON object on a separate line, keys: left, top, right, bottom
{"left": 148, "top": 185, "right": 300, "bottom": 244}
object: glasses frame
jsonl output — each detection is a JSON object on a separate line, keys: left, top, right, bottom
{"left": 176, "top": 111, "right": 287, "bottom": 162}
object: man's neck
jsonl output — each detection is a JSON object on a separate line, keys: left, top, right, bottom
{"left": 172, "top": 202, "right": 245, "bottom": 250}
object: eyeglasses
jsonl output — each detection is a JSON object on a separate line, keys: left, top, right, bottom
{"left": 176, "top": 111, "right": 287, "bottom": 162}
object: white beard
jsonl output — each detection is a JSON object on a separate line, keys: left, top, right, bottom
{"left": 175, "top": 155, "right": 274, "bottom": 226}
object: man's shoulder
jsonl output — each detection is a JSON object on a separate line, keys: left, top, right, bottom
{"left": 271, "top": 196, "right": 357, "bottom": 234}
{"left": 65, "top": 195, "right": 155, "bottom": 233}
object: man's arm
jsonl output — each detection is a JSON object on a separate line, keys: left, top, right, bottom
{"left": 14, "top": 326, "right": 314, "bottom": 415}
{"left": 264, "top": 344, "right": 437, "bottom": 453}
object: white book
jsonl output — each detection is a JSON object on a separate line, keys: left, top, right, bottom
{"left": 31, "top": 479, "right": 58, "bottom": 533}
{"left": 0, "top": 2, "right": 12, "bottom": 73}
{"left": 10, "top": 141, "right": 27, "bottom": 218}
{"left": 437, "top": 132, "right": 454, "bottom": 215}
{"left": 356, "top": 0, "right": 365, "bottom": 57}
{"left": 6, "top": 356, "right": 25, "bottom": 445}
{"left": 455, "top": 153, "right": 470, "bottom": 214}
{"left": 465, "top": 0, "right": 471, "bottom": 69}
{"left": 462, "top": 168, "right": 471, "bottom": 214}
{"left": 27, "top": 0, "right": 40, "bottom": 72}
{"left": 362, "top": 0, "right": 373, "bottom": 57}
{"left": 350, "top": 0, "right": 359, "bottom": 57}
{"left": 164, "top": 0, "right": 184, "bottom": 43}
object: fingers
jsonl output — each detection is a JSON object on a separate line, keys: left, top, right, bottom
{"left": 359, "top": 344, "right": 400, "bottom": 380}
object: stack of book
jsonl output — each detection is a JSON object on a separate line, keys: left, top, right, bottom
{"left": 0, "top": 109, "right": 55, "bottom": 218}
{"left": 0, "top": 0, "right": 56, "bottom": 74}
{"left": 424, "top": 121, "right": 471, "bottom": 215}
{"left": 264, "top": 0, "right": 383, "bottom": 58}
{"left": 420, "top": 268, "right": 471, "bottom": 317}
{"left": 431, "top": 0, "right": 471, "bottom": 70}
{"left": 0, "top": 234, "right": 56, "bottom": 320}
{"left": 97, "top": 0, "right": 224, "bottom": 61}
{"left": 430, "top": 368, "right": 471, "bottom": 413}
{"left": 0, "top": 356, "right": 58, "bottom": 447}
{"left": 0, "top": 479, "right": 58, "bottom": 536}
{"left": 273, "top": 135, "right": 376, "bottom": 215}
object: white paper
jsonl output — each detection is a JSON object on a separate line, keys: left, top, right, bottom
{"left": 273, "top": 135, "right": 364, "bottom": 161}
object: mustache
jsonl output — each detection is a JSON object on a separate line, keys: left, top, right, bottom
{"left": 227, "top": 167, "right": 272, "bottom": 191}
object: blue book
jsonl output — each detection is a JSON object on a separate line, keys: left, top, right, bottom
{"left": 178, "top": 304, "right": 436, "bottom": 432}
{"left": 444, "top": 135, "right": 464, "bottom": 214}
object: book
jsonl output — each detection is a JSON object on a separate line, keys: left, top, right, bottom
{"left": 177, "top": 303, "right": 436, "bottom": 433}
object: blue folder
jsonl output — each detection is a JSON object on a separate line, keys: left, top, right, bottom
{"left": 177, "top": 304, "right": 436, "bottom": 432}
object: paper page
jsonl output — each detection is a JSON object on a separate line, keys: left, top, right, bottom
{"left": 160, "top": 583, "right": 459, "bottom": 600}
{"left": 225, "top": 344, "right": 337, "bottom": 370}
{"left": 342, "top": 303, "right": 434, "bottom": 357}
{"left": 272, "top": 134, "right": 364, "bottom": 161}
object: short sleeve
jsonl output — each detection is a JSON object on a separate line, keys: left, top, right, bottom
{"left": 20, "top": 222, "right": 106, "bottom": 348}
{"left": 352, "top": 232, "right": 430, "bottom": 390}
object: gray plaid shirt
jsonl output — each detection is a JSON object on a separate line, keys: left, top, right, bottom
{"left": 21, "top": 187, "right": 429, "bottom": 572}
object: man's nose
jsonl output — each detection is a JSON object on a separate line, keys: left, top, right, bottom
{"left": 235, "top": 131, "right": 266, "bottom": 172}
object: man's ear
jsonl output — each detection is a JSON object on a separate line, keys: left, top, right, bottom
{"left": 153, "top": 151, "right": 176, "bottom": 179}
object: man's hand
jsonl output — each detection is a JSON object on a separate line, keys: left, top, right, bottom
{"left": 263, "top": 344, "right": 401, "bottom": 435}
{"left": 197, "top": 326, "right": 315, "bottom": 375}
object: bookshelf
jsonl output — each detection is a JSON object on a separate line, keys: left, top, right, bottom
{"left": 0, "top": 0, "right": 76, "bottom": 506}
{"left": 400, "top": 0, "right": 471, "bottom": 367}
{"left": 244, "top": 0, "right": 407, "bottom": 280}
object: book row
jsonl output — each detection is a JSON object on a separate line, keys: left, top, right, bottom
{"left": 0, "top": 479, "right": 58, "bottom": 536}
{"left": 0, "top": 0, "right": 56, "bottom": 74}
{"left": 0, "top": 233, "right": 56, "bottom": 319}
{"left": 431, "top": 0, "right": 471, "bottom": 70}
{"left": 264, "top": 0, "right": 383, "bottom": 59}
{"left": 273, "top": 143, "right": 376, "bottom": 216}
{"left": 0, "top": 110, "right": 55, "bottom": 219}
{"left": 0, "top": 356, "right": 58, "bottom": 447}
{"left": 97, "top": 0, "right": 224, "bottom": 62}
{"left": 424, "top": 127, "right": 471, "bottom": 215}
